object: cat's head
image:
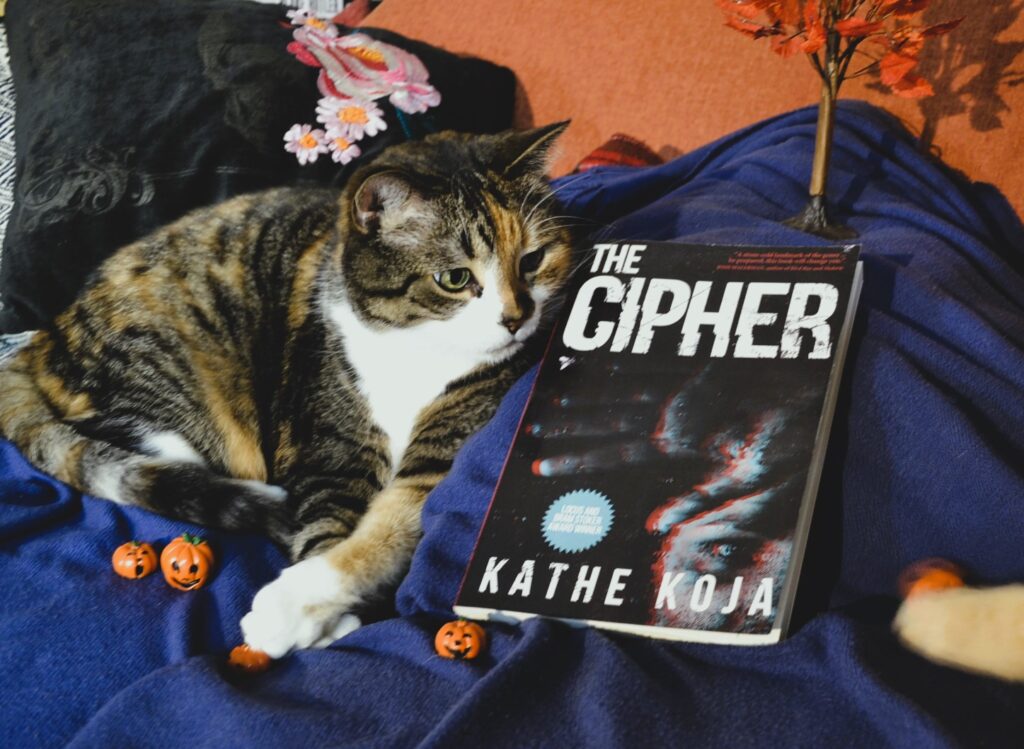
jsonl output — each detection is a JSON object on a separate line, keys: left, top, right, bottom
{"left": 332, "top": 122, "right": 574, "bottom": 362}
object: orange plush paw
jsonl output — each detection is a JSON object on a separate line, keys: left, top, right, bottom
{"left": 898, "top": 558, "right": 965, "bottom": 598}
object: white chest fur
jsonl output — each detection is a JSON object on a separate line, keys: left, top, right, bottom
{"left": 326, "top": 299, "right": 488, "bottom": 471}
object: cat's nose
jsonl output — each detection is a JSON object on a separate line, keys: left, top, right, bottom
{"left": 501, "top": 293, "right": 535, "bottom": 335}
{"left": 502, "top": 315, "right": 525, "bottom": 335}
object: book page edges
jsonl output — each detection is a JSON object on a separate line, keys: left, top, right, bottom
{"left": 773, "top": 260, "right": 864, "bottom": 637}
{"left": 453, "top": 605, "right": 782, "bottom": 646}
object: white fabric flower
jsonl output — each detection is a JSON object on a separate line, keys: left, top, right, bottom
{"left": 284, "top": 124, "right": 328, "bottom": 165}
{"left": 286, "top": 8, "right": 312, "bottom": 25}
{"left": 326, "top": 129, "right": 362, "bottom": 164}
{"left": 316, "top": 96, "right": 387, "bottom": 141}
{"left": 286, "top": 8, "right": 339, "bottom": 37}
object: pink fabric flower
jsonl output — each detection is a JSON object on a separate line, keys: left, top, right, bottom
{"left": 316, "top": 96, "right": 387, "bottom": 140}
{"left": 283, "top": 124, "right": 328, "bottom": 165}
{"left": 302, "top": 32, "right": 442, "bottom": 115}
{"left": 287, "top": 41, "right": 321, "bottom": 68}
{"left": 284, "top": 28, "right": 441, "bottom": 167}
{"left": 326, "top": 130, "right": 362, "bottom": 164}
{"left": 317, "top": 69, "right": 341, "bottom": 98}
{"left": 388, "top": 82, "right": 442, "bottom": 115}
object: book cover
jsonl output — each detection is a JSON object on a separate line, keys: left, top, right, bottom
{"left": 454, "top": 241, "right": 863, "bottom": 644}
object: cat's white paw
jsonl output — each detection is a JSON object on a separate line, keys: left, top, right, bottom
{"left": 312, "top": 613, "right": 363, "bottom": 648}
{"left": 240, "top": 556, "right": 361, "bottom": 658}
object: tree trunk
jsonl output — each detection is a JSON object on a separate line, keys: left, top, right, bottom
{"left": 809, "top": 79, "right": 835, "bottom": 201}
{"left": 784, "top": 38, "right": 857, "bottom": 239}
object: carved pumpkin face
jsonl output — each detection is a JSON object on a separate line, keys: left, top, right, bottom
{"left": 434, "top": 620, "right": 487, "bottom": 660}
{"left": 112, "top": 541, "right": 158, "bottom": 579}
{"left": 160, "top": 533, "right": 215, "bottom": 591}
{"left": 228, "top": 644, "right": 272, "bottom": 674}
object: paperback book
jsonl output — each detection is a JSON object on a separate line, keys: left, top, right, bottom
{"left": 455, "top": 241, "right": 863, "bottom": 644}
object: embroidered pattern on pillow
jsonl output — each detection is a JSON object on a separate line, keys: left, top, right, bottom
{"left": 282, "top": 10, "right": 441, "bottom": 165}
{"left": 18, "top": 147, "right": 155, "bottom": 232}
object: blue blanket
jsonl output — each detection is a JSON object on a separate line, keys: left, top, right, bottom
{"left": 2, "top": 102, "right": 1022, "bottom": 747}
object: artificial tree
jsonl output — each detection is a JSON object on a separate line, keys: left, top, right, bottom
{"left": 717, "top": 0, "right": 961, "bottom": 238}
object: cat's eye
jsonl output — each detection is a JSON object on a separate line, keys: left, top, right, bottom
{"left": 519, "top": 247, "right": 547, "bottom": 275}
{"left": 434, "top": 268, "right": 474, "bottom": 292}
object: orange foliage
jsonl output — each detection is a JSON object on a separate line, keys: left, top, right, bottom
{"left": 890, "top": 72, "right": 935, "bottom": 98}
{"left": 880, "top": 51, "right": 918, "bottom": 85}
{"left": 772, "top": 35, "right": 807, "bottom": 58}
{"left": 716, "top": 0, "right": 964, "bottom": 99}
{"left": 801, "top": 3, "right": 826, "bottom": 54}
{"left": 835, "top": 18, "right": 884, "bottom": 37}
{"left": 880, "top": 0, "right": 931, "bottom": 17}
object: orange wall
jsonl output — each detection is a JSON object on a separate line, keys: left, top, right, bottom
{"left": 368, "top": 0, "right": 1024, "bottom": 218}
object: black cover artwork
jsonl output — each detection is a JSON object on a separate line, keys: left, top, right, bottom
{"left": 457, "top": 242, "right": 860, "bottom": 640}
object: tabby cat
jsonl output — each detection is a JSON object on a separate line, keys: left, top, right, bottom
{"left": 0, "top": 123, "right": 573, "bottom": 657}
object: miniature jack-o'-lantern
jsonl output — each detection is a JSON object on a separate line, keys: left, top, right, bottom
{"left": 112, "top": 541, "right": 158, "bottom": 579}
{"left": 160, "top": 533, "right": 215, "bottom": 591}
{"left": 899, "top": 558, "right": 965, "bottom": 598}
{"left": 228, "top": 644, "right": 272, "bottom": 673}
{"left": 434, "top": 620, "right": 487, "bottom": 660}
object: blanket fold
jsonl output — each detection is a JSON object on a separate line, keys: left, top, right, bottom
{"left": 2, "top": 101, "right": 1022, "bottom": 748}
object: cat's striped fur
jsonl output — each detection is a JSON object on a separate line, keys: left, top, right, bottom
{"left": 0, "top": 124, "right": 573, "bottom": 655}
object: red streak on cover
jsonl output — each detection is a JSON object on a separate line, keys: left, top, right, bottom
{"left": 695, "top": 417, "right": 767, "bottom": 493}
{"left": 681, "top": 488, "right": 764, "bottom": 527}
{"left": 649, "top": 392, "right": 674, "bottom": 454}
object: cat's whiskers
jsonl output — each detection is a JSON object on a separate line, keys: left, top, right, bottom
{"left": 562, "top": 250, "right": 601, "bottom": 280}
{"left": 523, "top": 189, "right": 561, "bottom": 227}
{"left": 534, "top": 214, "right": 598, "bottom": 232}
{"left": 518, "top": 178, "right": 544, "bottom": 217}
{"left": 548, "top": 171, "right": 593, "bottom": 200}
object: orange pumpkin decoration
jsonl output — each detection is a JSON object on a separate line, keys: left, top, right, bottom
{"left": 111, "top": 541, "right": 158, "bottom": 579}
{"left": 160, "top": 533, "right": 215, "bottom": 591}
{"left": 899, "top": 558, "right": 965, "bottom": 599}
{"left": 228, "top": 644, "right": 272, "bottom": 674}
{"left": 434, "top": 620, "right": 487, "bottom": 660}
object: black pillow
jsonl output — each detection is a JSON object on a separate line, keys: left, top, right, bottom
{"left": 0, "top": 0, "right": 515, "bottom": 332}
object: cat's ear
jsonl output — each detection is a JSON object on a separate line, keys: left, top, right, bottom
{"left": 500, "top": 121, "right": 571, "bottom": 180}
{"left": 352, "top": 171, "right": 419, "bottom": 233}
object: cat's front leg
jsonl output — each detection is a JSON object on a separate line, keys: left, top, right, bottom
{"left": 241, "top": 356, "right": 522, "bottom": 657}
{"left": 240, "top": 476, "right": 429, "bottom": 657}
{"left": 239, "top": 555, "right": 363, "bottom": 657}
